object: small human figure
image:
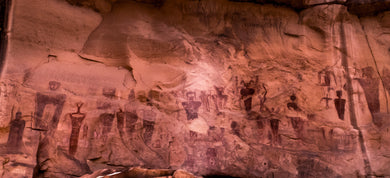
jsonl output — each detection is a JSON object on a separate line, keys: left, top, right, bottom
{"left": 182, "top": 92, "right": 202, "bottom": 120}
{"left": 240, "top": 80, "right": 255, "bottom": 112}
{"left": 199, "top": 91, "right": 210, "bottom": 112}
{"left": 116, "top": 108, "right": 125, "bottom": 139}
{"left": 321, "top": 96, "right": 332, "bottom": 109}
{"left": 124, "top": 89, "right": 139, "bottom": 135}
{"left": 206, "top": 148, "right": 217, "bottom": 166}
{"left": 268, "top": 108, "right": 281, "bottom": 145}
{"left": 287, "top": 94, "right": 301, "bottom": 111}
{"left": 334, "top": 90, "right": 346, "bottom": 120}
{"left": 189, "top": 130, "right": 198, "bottom": 142}
{"left": 258, "top": 83, "right": 267, "bottom": 112}
{"left": 7, "top": 111, "right": 25, "bottom": 153}
{"left": 329, "top": 128, "right": 345, "bottom": 151}
{"left": 82, "top": 125, "right": 88, "bottom": 139}
{"left": 230, "top": 121, "right": 240, "bottom": 137}
{"left": 234, "top": 76, "right": 239, "bottom": 96}
{"left": 212, "top": 86, "right": 228, "bottom": 114}
{"left": 69, "top": 102, "right": 86, "bottom": 156}
{"left": 318, "top": 66, "right": 337, "bottom": 87}
{"left": 207, "top": 127, "right": 225, "bottom": 142}
{"left": 321, "top": 88, "right": 333, "bottom": 109}
{"left": 288, "top": 116, "right": 304, "bottom": 137}
{"left": 270, "top": 119, "right": 280, "bottom": 144}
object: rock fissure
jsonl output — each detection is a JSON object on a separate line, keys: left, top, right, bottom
{"left": 339, "top": 17, "right": 373, "bottom": 176}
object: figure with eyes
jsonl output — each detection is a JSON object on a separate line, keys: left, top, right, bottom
{"left": 34, "top": 81, "right": 66, "bottom": 133}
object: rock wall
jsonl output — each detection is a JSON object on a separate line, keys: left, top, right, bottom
{"left": 0, "top": 0, "right": 389, "bottom": 177}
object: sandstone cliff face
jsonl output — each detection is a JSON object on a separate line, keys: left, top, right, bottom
{"left": 0, "top": 0, "right": 389, "bottom": 177}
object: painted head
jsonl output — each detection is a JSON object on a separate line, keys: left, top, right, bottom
{"left": 215, "top": 86, "right": 224, "bottom": 95}
{"left": 290, "top": 94, "right": 297, "bottom": 101}
{"left": 15, "top": 111, "right": 22, "bottom": 120}
{"left": 362, "top": 66, "right": 375, "bottom": 79}
{"left": 336, "top": 90, "right": 342, "bottom": 98}
{"left": 186, "top": 91, "right": 196, "bottom": 101}
{"left": 49, "top": 81, "right": 61, "bottom": 91}
{"left": 102, "top": 87, "right": 116, "bottom": 98}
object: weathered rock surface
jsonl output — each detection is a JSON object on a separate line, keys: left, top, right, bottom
{"left": 65, "top": 0, "right": 390, "bottom": 16}
{"left": 0, "top": 0, "right": 389, "bottom": 177}
{"left": 80, "top": 167, "right": 195, "bottom": 178}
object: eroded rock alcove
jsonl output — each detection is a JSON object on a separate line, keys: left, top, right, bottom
{"left": 0, "top": 0, "right": 389, "bottom": 177}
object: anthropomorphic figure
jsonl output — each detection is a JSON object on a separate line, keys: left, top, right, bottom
{"left": 123, "top": 89, "right": 139, "bottom": 136}
{"left": 207, "top": 126, "right": 225, "bottom": 142}
{"left": 230, "top": 121, "right": 240, "bottom": 137}
{"left": 356, "top": 67, "right": 380, "bottom": 115}
{"left": 240, "top": 81, "right": 255, "bottom": 112}
{"left": 318, "top": 66, "right": 337, "bottom": 87}
{"left": 212, "top": 86, "right": 228, "bottom": 114}
{"left": 100, "top": 113, "right": 115, "bottom": 142}
{"left": 34, "top": 81, "right": 66, "bottom": 135}
{"left": 318, "top": 67, "right": 338, "bottom": 108}
{"left": 334, "top": 90, "right": 346, "bottom": 120}
{"left": 116, "top": 108, "right": 126, "bottom": 139}
{"left": 97, "top": 87, "right": 118, "bottom": 142}
{"left": 287, "top": 94, "right": 301, "bottom": 112}
{"left": 182, "top": 92, "right": 202, "bottom": 120}
{"left": 199, "top": 91, "right": 210, "bottom": 112}
{"left": 288, "top": 116, "right": 304, "bottom": 137}
{"left": 140, "top": 104, "right": 157, "bottom": 144}
{"left": 206, "top": 147, "right": 218, "bottom": 166}
{"left": 7, "top": 111, "right": 25, "bottom": 153}
{"left": 69, "top": 102, "right": 86, "bottom": 156}
{"left": 320, "top": 87, "right": 334, "bottom": 109}
{"left": 258, "top": 83, "right": 267, "bottom": 112}
{"left": 268, "top": 108, "right": 281, "bottom": 145}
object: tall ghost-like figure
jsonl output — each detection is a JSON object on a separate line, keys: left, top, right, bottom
{"left": 140, "top": 104, "right": 156, "bottom": 145}
{"left": 96, "top": 87, "right": 118, "bottom": 142}
{"left": 69, "top": 103, "right": 86, "bottom": 156}
{"left": 357, "top": 67, "right": 380, "bottom": 115}
{"left": 34, "top": 81, "right": 66, "bottom": 135}
{"left": 124, "top": 89, "right": 139, "bottom": 136}
{"left": 7, "top": 111, "right": 25, "bottom": 153}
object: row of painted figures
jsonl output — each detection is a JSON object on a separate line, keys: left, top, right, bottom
{"left": 184, "top": 75, "right": 347, "bottom": 121}
{"left": 5, "top": 76, "right": 343, "bottom": 156}
{"left": 7, "top": 81, "right": 157, "bottom": 156}
{"left": 7, "top": 65, "right": 388, "bottom": 156}
{"left": 319, "top": 65, "right": 390, "bottom": 124}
